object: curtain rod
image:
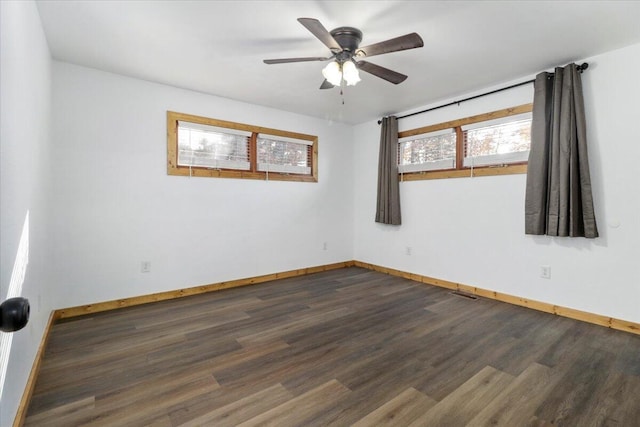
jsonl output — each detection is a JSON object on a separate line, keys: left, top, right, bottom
{"left": 377, "top": 62, "right": 589, "bottom": 125}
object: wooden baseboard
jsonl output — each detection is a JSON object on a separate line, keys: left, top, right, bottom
{"left": 55, "top": 261, "right": 354, "bottom": 319}
{"left": 47, "top": 258, "right": 640, "bottom": 333}
{"left": 13, "top": 311, "right": 58, "bottom": 427}
{"left": 353, "top": 260, "right": 640, "bottom": 336}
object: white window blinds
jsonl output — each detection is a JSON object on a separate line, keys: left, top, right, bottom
{"left": 177, "top": 121, "right": 250, "bottom": 170}
{"left": 462, "top": 113, "right": 532, "bottom": 167}
{"left": 398, "top": 128, "right": 456, "bottom": 173}
{"left": 257, "top": 134, "right": 312, "bottom": 175}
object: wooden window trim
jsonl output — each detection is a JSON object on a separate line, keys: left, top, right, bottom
{"left": 398, "top": 103, "right": 532, "bottom": 181}
{"left": 167, "top": 111, "right": 318, "bottom": 183}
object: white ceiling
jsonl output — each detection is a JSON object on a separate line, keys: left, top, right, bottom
{"left": 36, "top": 1, "right": 640, "bottom": 125}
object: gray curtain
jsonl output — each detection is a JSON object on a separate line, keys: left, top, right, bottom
{"left": 375, "top": 116, "right": 401, "bottom": 225}
{"left": 525, "top": 63, "right": 598, "bottom": 238}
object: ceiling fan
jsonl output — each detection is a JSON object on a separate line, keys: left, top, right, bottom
{"left": 263, "top": 18, "right": 424, "bottom": 89}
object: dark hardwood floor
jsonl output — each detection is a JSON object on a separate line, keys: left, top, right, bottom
{"left": 24, "top": 267, "right": 640, "bottom": 426}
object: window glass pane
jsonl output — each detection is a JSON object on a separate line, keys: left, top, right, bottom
{"left": 177, "top": 125, "right": 249, "bottom": 169}
{"left": 465, "top": 118, "right": 531, "bottom": 158}
{"left": 399, "top": 132, "right": 456, "bottom": 168}
{"left": 257, "top": 137, "right": 310, "bottom": 173}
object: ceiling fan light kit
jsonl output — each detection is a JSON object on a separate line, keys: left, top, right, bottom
{"left": 322, "top": 60, "right": 360, "bottom": 86}
{"left": 264, "top": 18, "right": 423, "bottom": 90}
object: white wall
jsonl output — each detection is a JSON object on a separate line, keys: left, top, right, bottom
{"left": 50, "top": 62, "right": 354, "bottom": 309}
{"left": 354, "top": 42, "right": 640, "bottom": 324}
{"left": 0, "top": 1, "right": 53, "bottom": 425}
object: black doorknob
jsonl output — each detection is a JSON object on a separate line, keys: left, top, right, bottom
{"left": 0, "top": 297, "right": 30, "bottom": 332}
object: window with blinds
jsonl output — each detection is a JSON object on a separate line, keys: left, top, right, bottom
{"left": 396, "top": 104, "right": 532, "bottom": 180}
{"left": 167, "top": 111, "right": 318, "bottom": 182}
{"left": 398, "top": 129, "right": 456, "bottom": 173}
{"left": 257, "top": 134, "right": 312, "bottom": 175}
{"left": 463, "top": 112, "right": 531, "bottom": 167}
{"left": 177, "top": 121, "right": 250, "bottom": 170}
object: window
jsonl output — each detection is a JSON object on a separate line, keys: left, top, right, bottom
{"left": 463, "top": 113, "right": 531, "bottom": 167}
{"left": 177, "top": 122, "right": 250, "bottom": 170}
{"left": 167, "top": 111, "right": 317, "bottom": 182}
{"left": 257, "top": 134, "right": 313, "bottom": 175}
{"left": 399, "top": 129, "right": 456, "bottom": 173}
{"left": 398, "top": 104, "right": 532, "bottom": 180}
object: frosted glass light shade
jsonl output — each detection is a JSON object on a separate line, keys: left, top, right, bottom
{"left": 342, "top": 61, "right": 361, "bottom": 86}
{"left": 322, "top": 61, "right": 342, "bottom": 86}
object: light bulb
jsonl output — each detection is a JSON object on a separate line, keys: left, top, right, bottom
{"left": 322, "top": 61, "right": 342, "bottom": 86}
{"left": 342, "top": 61, "right": 361, "bottom": 86}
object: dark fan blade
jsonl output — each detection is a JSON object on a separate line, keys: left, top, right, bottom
{"left": 263, "top": 56, "right": 331, "bottom": 64}
{"left": 357, "top": 33, "right": 423, "bottom": 58}
{"left": 319, "top": 79, "right": 334, "bottom": 90}
{"left": 357, "top": 61, "right": 408, "bottom": 84}
{"left": 297, "top": 18, "right": 342, "bottom": 51}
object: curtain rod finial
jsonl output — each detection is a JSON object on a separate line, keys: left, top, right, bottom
{"left": 578, "top": 62, "right": 589, "bottom": 72}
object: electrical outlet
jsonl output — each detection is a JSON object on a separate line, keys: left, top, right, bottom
{"left": 323, "top": 242, "right": 328, "bottom": 251}
{"left": 141, "top": 261, "right": 151, "bottom": 273}
{"left": 405, "top": 246, "right": 412, "bottom": 256}
{"left": 540, "top": 265, "right": 551, "bottom": 279}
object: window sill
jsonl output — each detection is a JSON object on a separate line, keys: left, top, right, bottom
{"left": 399, "top": 164, "right": 527, "bottom": 181}
{"left": 168, "top": 166, "right": 318, "bottom": 183}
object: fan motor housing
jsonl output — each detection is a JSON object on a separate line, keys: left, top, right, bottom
{"left": 330, "top": 26, "right": 363, "bottom": 58}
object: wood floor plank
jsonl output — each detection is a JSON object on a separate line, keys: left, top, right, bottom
{"left": 489, "top": 312, "right": 569, "bottom": 376}
{"left": 534, "top": 346, "right": 617, "bottom": 425}
{"left": 352, "top": 387, "right": 436, "bottom": 426}
{"left": 84, "top": 374, "right": 218, "bottom": 426}
{"left": 571, "top": 370, "right": 640, "bottom": 426}
{"left": 409, "top": 365, "right": 514, "bottom": 426}
{"left": 24, "top": 267, "right": 640, "bottom": 426}
{"left": 235, "top": 306, "right": 353, "bottom": 345}
{"left": 177, "top": 383, "right": 294, "bottom": 427}
{"left": 412, "top": 322, "right": 517, "bottom": 401}
{"left": 149, "top": 417, "right": 173, "bottom": 426}
{"left": 212, "top": 339, "right": 344, "bottom": 390}
{"left": 24, "top": 396, "right": 95, "bottom": 427}
{"left": 318, "top": 357, "right": 435, "bottom": 426}
{"left": 35, "top": 333, "right": 187, "bottom": 391}
{"left": 134, "top": 307, "right": 251, "bottom": 336}
{"left": 535, "top": 319, "right": 591, "bottom": 368}
{"left": 93, "top": 361, "right": 220, "bottom": 413}
{"left": 613, "top": 334, "right": 640, "bottom": 376}
{"left": 467, "top": 362, "right": 561, "bottom": 425}
{"left": 236, "top": 379, "right": 351, "bottom": 427}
